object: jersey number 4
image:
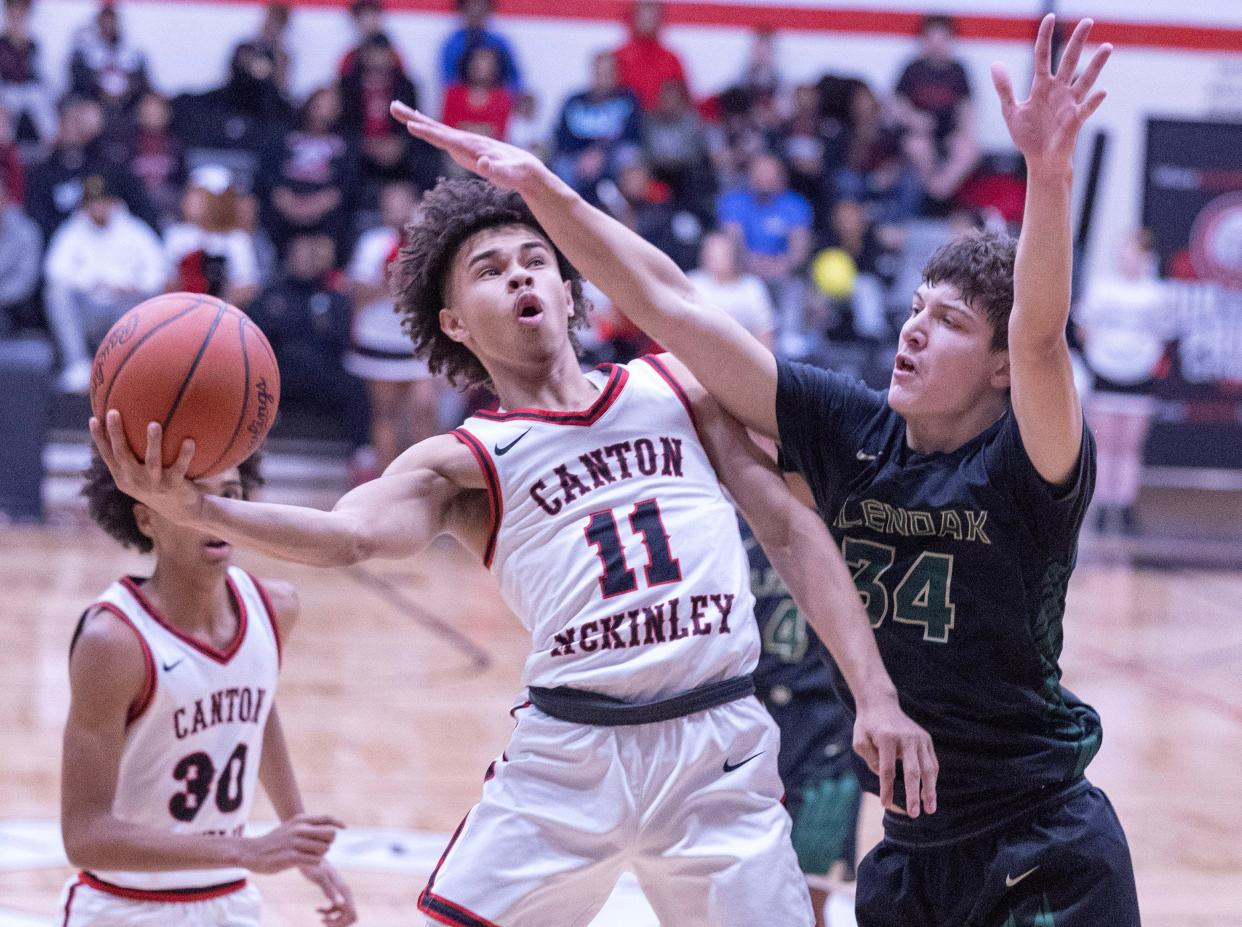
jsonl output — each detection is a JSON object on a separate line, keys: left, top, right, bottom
{"left": 843, "top": 538, "right": 957, "bottom": 642}
{"left": 584, "top": 499, "right": 682, "bottom": 598}
{"left": 169, "top": 743, "right": 248, "bottom": 822}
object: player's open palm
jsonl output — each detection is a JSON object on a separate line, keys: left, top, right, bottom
{"left": 89, "top": 411, "right": 203, "bottom": 525}
{"left": 241, "top": 813, "right": 344, "bottom": 874}
{"left": 853, "top": 697, "right": 938, "bottom": 819}
{"left": 390, "top": 101, "right": 541, "bottom": 193}
{"left": 991, "top": 14, "right": 1111, "bottom": 174}
{"left": 300, "top": 860, "right": 358, "bottom": 927}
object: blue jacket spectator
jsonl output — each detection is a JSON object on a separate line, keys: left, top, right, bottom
{"left": 552, "top": 52, "right": 641, "bottom": 186}
{"left": 439, "top": 0, "right": 522, "bottom": 93}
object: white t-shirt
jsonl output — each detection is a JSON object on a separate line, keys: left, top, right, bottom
{"left": 1075, "top": 275, "right": 1171, "bottom": 385}
{"left": 687, "top": 269, "right": 776, "bottom": 339}
{"left": 164, "top": 224, "right": 260, "bottom": 291}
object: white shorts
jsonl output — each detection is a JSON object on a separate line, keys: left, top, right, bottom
{"left": 419, "top": 696, "right": 814, "bottom": 927}
{"left": 58, "top": 875, "right": 261, "bottom": 927}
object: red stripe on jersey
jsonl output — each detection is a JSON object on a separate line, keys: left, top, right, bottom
{"left": 419, "top": 890, "right": 504, "bottom": 927}
{"left": 120, "top": 576, "right": 249, "bottom": 665}
{"left": 78, "top": 871, "right": 247, "bottom": 902}
{"left": 244, "top": 572, "right": 283, "bottom": 668}
{"left": 88, "top": 602, "right": 158, "bottom": 725}
{"left": 471, "top": 364, "right": 628, "bottom": 425}
{"left": 640, "top": 353, "right": 697, "bottom": 430}
{"left": 451, "top": 428, "right": 503, "bottom": 569}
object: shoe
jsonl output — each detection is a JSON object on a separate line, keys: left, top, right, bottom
{"left": 57, "top": 360, "right": 92, "bottom": 394}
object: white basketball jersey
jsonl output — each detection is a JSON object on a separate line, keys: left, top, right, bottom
{"left": 82, "top": 567, "right": 280, "bottom": 891}
{"left": 454, "top": 356, "right": 759, "bottom": 701}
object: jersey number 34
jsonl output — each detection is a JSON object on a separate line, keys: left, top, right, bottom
{"left": 843, "top": 538, "right": 957, "bottom": 643}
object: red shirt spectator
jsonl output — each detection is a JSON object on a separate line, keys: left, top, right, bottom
{"left": 614, "top": 1, "right": 687, "bottom": 111}
{"left": 442, "top": 45, "right": 512, "bottom": 140}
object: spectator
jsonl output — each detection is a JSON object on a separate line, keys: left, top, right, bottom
{"left": 171, "top": 42, "right": 291, "bottom": 180}
{"left": 248, "top": 231, "right": 370, "bottom": 466}
{"left": 0, "top": 170, "right": 40, "bottom": 335}
{"left": 251, "top": 2, "right": 292, "bottom": 97}
{"left": 439, "top": 0, "right": 522, "bottom": 93}
{"left": 687, "top": 230, "right": 776, "bottom": 348}
{"left": 261, "top": 84, "right": 355, "bottom": 254}
{"left": 739, "top": 28, "right": 781, "bottom": 102}
{"left": 1075, "top": 230, "right": 1173, "bottom": 535}
{"left": 25, "top": 95, "right": 150, "bottom": 238}
{"left": 551, "top": 51, "right": 641, "bottom": 187}
{"left": 507, "top": 91, "right": 543, "bottom": 159}
{"left": 442, "top": 44, "right": 513, "bottom": 141}
{"left": 0, "top": 0, "right": 56, "bottom": 156}
{"left": 69, "top": 2, "right": 150, "bottom": 113}
{"left": 705, "top": 86, "right": 767, "bottom": 194}
{"left": 614, "top": 0, "right": 687, "bottom": 111}
{"left": 780, "top": 83, "right": 835, "bottom": 233}
{"left": 339, "top": 33, "right": 438, "bottom": 195}
{"left": 717, "top": 152, "right": 812, "bottom": 356}
{"left": 0, "top": 100, "right": 23, "bottom": 202}
{"left": 344, "top": 181, "right": 445, "bottom": 472}
{"left": 643, "top": 77, "right": 710, "bottom": 210}
{"left": 600, "top": 154, "right": 697, "bottom": 269}
{"left": 165, "top": 165, "right": 261, "bottom": 308}
{"left": 894, "top": 14, "right": 980, "bottom": 210}
{"left": 127, "top": 90, "right": 184, "bottom": 228}
{"left": 42, "top": 173, "right": 165, "bottom": 392}
{"left": 337, "top": 0, "right": 404, "bottom": 78}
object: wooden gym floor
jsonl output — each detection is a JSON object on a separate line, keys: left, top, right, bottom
{"left": 1, "top": 475, "right": 1240, "bottom": 926}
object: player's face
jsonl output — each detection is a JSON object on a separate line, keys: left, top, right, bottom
{"left": 888, "top": 280, "right": 1009, "bottom": 420}
{"left": 135, "top": 469, "right": 246, "bottom": 570}
{"left": 440, "top": 224, "right": 576, "bottom": 374}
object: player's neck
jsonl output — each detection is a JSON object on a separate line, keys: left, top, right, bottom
{"left": 488, "top": 351, "right": 600, "bottom": 414}
{"left": 143, "top": 562, "right": 236, "bottom": 641}
{"left": 903, "top": 396, "right": 1008, "bottom": 455}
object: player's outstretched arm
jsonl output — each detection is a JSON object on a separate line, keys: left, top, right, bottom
{"left": 665, "top": 355, "right": 938, "bottom": 817}
{"left": 390, "top": 102, "right": 781, "bottom": 438}
{"left": 89, "top": 411, "right": 487, "bottom": 566}
{"left": 61, "top": 610, "right": 344, "bottom": 874}
{"left": 993, "top": 15, "right": 1111, "bottom": 484}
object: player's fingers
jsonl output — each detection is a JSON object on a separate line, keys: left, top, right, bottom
{"left": 919, "top": 739, "right": 939, "bottom": 815}
{"left": 1033, "top": 13, "right": 1055, "bottom": 77}
{"left": 1072, "top": 44, "right": 1112, "bottom": 100}
{"left": 105, "top": 410, "right": 136, "bottom": 467}
{"left": 301, "top": 814, "right": 347, "bottom": 829}
{"left": 299, "top": 825, "right": 341, "bottom": 845}
{"left": 144, "top": 422, "right": 163, "bottom": 478}
{"left": 389, "top": 99, "right": 417, "bottom": 123}
{"left": 171, "top": 437, "right": 195, "bottom": 480}
{"left": 990, "top": 63, "right": 1017, "bottom": 111}
{"left": 877, "top": 736, "right": 896, "bottom": 810}
{"left": 1056, "top": 17, "right": 1092, "bottom": 80}
{"left": 295, "top": 839, "right": 332, "bottom": 859}
{"left": 853, "top": 727, "right": 879, "bottom": 774}
{"left": 901, "top": 738, "right": 923, "bottom": 818}
{"left": 89, "top": 417, "right": 120, "bottom": 472}
{"left": 1076, "top": 89, "right": 1107, "bottom": 124}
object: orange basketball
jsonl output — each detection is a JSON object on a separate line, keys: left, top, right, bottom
{"left": 90, "top": 293, "right": 281, "bottom": 479}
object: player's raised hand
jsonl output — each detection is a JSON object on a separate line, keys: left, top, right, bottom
{"left": 853, "top": 696, "right": 938, "bottom": 818}
{"left": 89, "top": 411, "right": 203, "bottom": 525}
{"left": 300, "top": 860, "right": 358, "bottom": 927}
{"left": 991, "top": 14, "right": 1112, "bottom": 175}
{"left": 390, "top": 101, "right": 544, "bottom": 193}
{"left": 239, "top": 813, "right": 345, "bottom": 874}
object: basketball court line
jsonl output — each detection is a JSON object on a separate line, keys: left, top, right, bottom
{"left": 0, "top": 820, "right": 860, "bottom": 926}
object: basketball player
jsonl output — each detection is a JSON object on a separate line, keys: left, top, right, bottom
{"left": 89, "top": 174, "right": 936, "bottom": 924}
{"left": 392, "top": 14, "right": 1139, "bottom": 925}
{"left": 743, "top": 514, "right": 860, "bottom": 927}
{"left": 60, "top": 454, "right": 355, "bottom": 926}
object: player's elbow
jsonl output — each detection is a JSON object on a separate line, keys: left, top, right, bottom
{"left": 61, "top": 818, "right": 111, "bottom": 869}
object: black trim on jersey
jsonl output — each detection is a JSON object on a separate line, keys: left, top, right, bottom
{"left": 348, "top": 343, "right": 416, "bottom": 361}
{"left": 640, "top": 353, "right": 697, "bottom": 429}
{"left": 529, "top": 674, "right": 755, "bottom": 726}
{"left": 451, "top": 428, "right": 503, "bottom": 568}
{"left": 120, "top": 575, "right": 249, "bottom": 665}
{"left": 418, "top": 892, "right": 502, "bottom": 927}
{"left": 471, "top": 364, "right": 628, "bottom": 425}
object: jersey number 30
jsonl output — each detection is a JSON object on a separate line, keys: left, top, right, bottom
{"left": 843, "top": 538, "right": 956, "bottom": 642}
{"left": 169, "top": 743, "right": 248, "bottom": 822}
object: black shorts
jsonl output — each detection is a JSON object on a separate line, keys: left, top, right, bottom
{"left": 855, "top": 780, "right": 1139, "bottom": 927}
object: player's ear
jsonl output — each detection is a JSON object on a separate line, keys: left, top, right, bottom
{"left": 989, "top": 350, "right": 1011, "bottom": 391}
{"left": 562, "top": 279, "right": 574, "bottom": 318}
{"left": 440, "top": 306, "right": 470, "bottom": 344}
{"left": 132, "top": 502, "right": 156, "bottom": 542}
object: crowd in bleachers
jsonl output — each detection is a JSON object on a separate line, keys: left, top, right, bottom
{"left": 0, "top": 0, "right": 1028, "bottom": 481}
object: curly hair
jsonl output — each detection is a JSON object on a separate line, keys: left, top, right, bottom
{"left": 921, "top": 230, "right": 1016, "bottom": 352}
{"left": 391, "top": 177, "right": 592, "bottom": 389}
{"left": 82, "top": 454, "right": 264, "bottom": 554}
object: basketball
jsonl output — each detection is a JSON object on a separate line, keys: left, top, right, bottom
{"left": 89, "top": 293, "right": 281, "bottom": 479}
